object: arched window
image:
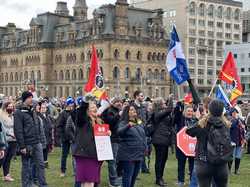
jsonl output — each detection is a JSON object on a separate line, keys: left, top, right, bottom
{"left": 147, "top": 69, "right": 153, "bottom": 80}
{"left": 5, "top": 73, "right": 8, "bottom": 81}
{"left": 15, "top": 72, "right": 18, "bottom": 81}
{"left": 124, "top": 67, "right": 130, "bottom": 80}
{"left": 137, "top": 51, "right": 142, "bottom": 61}
{"left": 136, "top": 68, "right": 141, "bottom": 81}
{"left": 54, "top": 70, "right": 58, "bottom": 81}
{"left": 217, "top": 6, "right": 223, "bottom": 18}
{"left": 199, "top": 4, "right": 205, "bottom": 16}
{"left": 152, "top": 53, "right": 157, "bottom": 61}
{"left": 24, "top": 71, "right": 28, "bottom": 80}
{"left": 226, "top": 7, "right": 232, "bottom": 20}
{"left": 59, "top": 70, "right": 64, "bottom": 80}
{"left": 160, "top": 70, "right": 166, "bottom": 81}
{"left": 79, "top": 69, "right": 84, "bottom": 80}
{"left": 73, "top": 54, "right": 77, "bottom": 63}
{"left": 65, "top": 70, "right": 70, "bottom": 80}
{"left": 99, "top": 49, "right": 104, "bottom": 59}
{"left": 157, "top": 53, "right": 161, "bottom": 61}
{"left": 37, "top": 70, "right": 41, "bottom": 81}
{"left": 31, "top": 71, "right": 35, "bottom": 81}
{"left": 72, "top": 69, "right": 77, "bottom": 80}
{"left": 154, "top": 69, "right": 159, "bottom": 80}
{"left": 0, "top": 73, "right": 3, "bottom": 82}
{"left": 147, "top": 52, "right": 152, "bottom": 61}
{"left": 113, "top": 67, "right": 120, "bottom": 79}
{"left": 114, "top": 49, "right": 120, "bottom": 60}
{"left": 87, "top": 50, "right": 92, "bottom": 60}
{"left": 19, "top": 72, "right": 23, "bottom": 81}
{"left": 125, "top": 50, "right": 131, "bottom": 60}
{"left": 234, "top": 9, "right": 240, "bottom": 20}
{"left": 10, "top": 73, "right": 13, "bottom": 82}
{"left": 208, "top": 4, "right": 214, "bottom": 18}
{"left": 81, "top": 52, "right": 85, "bottom": 61}
{"left": 189, "top": 2, "right": 196, "bottom": 15}
{"left": 162, "top": 53, "right": 166, "bottom": 61}
{"left": 66, "top": 54, "right": 70, "bottom": 63}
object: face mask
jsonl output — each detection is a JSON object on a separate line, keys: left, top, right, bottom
{"left": 6, "top": 108, "right": 13, "bottom": 114}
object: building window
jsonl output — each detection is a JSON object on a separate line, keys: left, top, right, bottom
{"left": 234, "top": 34, "right": 240, "bottom": 40}
{"left": 248, "top": 68, "right": 250, "bottom": 72}
{"left": 225, "top": 33, "right": 231, "bottom": 39}
{"left": 208, "top": 31, "right": 214, "bottom": 38}
{"left": 234, "top": 24, "right": 240, "bottom": 30}
{"left": 208, "top": 50, "right": 213, "bottom": 57}
{"left": 189, "top": 18, "right": 196, "bottom": 26}
{"left": 208, "top": 21, "right": 214, "bottom": 27}
{"left": 113, "top": 67, "right": 120, "bottom": 79}
{"left": 198, "top": 4, "right": 205, "bottom": 16}
{"left": 189, "top": 2, "right": 196, "bottom": 16}
{"left": 217, "top": 6, "right": 223, "bottom": 18}
{"left": 198, "top": 30, "right": 205, "bottom": 37}
{"left": 189, "top": 68, "right": 195, "bottom": 75}
{"left": 217, "top": 22, "right": 223, "bottom": 28}
{"left": 125, "top": 50, "right": 131, "bottom": 60}
{"left": 189, "top": 58, "right": 195, "bottom": 65}
{"left": 198, "top": 79, "right": 204, "bottom": 84}
{"left": 207, "top": 4, "right": 214, "bottom": 18}
{"left": 208, "top": 60, "right": 213, "bottom": 66}
{"left": 198, "top": 39, "right": 205, "bottom": 46}
{"left": 147, "top": 69, "right": 153, "bottom": 80}
{"left": 241, "top": 68, "right": 245, "bottom": 72}
{"left": 189, "top": 38, "right": 196, "bottom": 46}
{"left": 216, "top": 60, "right": 222, "bottom": 66}
{"left": 169, "top": 10, "right": 176, "bottom": 17}
{"left": 208, "top": 40, "right": 214, "bottom": 47}
{"left": 125, "top": 67, "right": 130, "bottom": 80}
{"left": 136, "top": 68, "right": 141, "bottom": 81}
{"left": 189, "top": 29, "right": 196, "bottom": 35}
{"left": 226, "top": 7, "right": 232, "bottom": 20}
{"left": 207, "top": 69, "right": 213, "bottom": 76}
{"left": 137, "top": 51, "right": 142, "bottom": 61}
{"left": 216, "top": 41, "right": 223, "bottom": 48}
{"left": 234, "top": 9, "right": 240, "bottom": 20}
{"left": 198, "top": 20, "right": 205, "bottom": 27}
{"left": 225, "top": 23, "right": 231, "bottom": 29}
{"left": 147, "top": 52, "right": 152, "bottom": 61}
{"left": 216, "top": 50, "right": 223, "bottom": 57}
{"left": 216, "top": 32, "right": 223, "bottom": 38}
{"left": 198, "top": 59, "right": 205, "bottom": 66}
{"left": 154, "top": 69, "right": 159, "bottom": 80}
{"left": 114, "top": 49, "right": 120, "bottom": 60}
{"left": 189, "top": 48, "right": 195, "bottom": 56}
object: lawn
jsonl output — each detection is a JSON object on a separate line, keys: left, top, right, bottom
{"left": 0, "top": 148, "right": 250, "bottom": 187}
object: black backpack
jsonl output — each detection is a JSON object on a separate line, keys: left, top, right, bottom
{"left": 207, "top": 123, "right": 234, "bottom": 165}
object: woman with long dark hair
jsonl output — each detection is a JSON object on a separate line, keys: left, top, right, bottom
{"left": 117, "top": 104, "right": 146, "bottom": 187}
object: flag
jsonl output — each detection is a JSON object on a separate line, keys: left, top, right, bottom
{"left": 218, "top": 52, "right": 243, "bottom": 104}
{"left": 84, "top": 45, "right": 107, "bottom": 100}
{"left": 216, "top": 85, "right": 231, "bottom": 108}
{"left": 166, "top": 26, "right": 190, "bottom": 85}
{"left": 187, "top": 79, "right": 201, "bottom": 105}
{"left": 184, "top": 93, "right": 192, "bottom": 104}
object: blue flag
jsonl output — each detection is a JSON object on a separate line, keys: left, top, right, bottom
{"left": 166, "top": 26, "right": 190, "bottom": 85}
{"left": 216, "top": 85, "right": 232, "bottom": 108}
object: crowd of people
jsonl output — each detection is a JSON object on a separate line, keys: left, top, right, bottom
{"left": 0, "top": 90, "right": 250, "bottom": 187}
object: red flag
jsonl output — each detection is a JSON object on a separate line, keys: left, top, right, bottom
{"left": 184, "top": 92, "right": 193, "bottom": 104}
{"left": 84, "top": 45, "right": 107, "bottom": 100}
{"left": 218, "top": 52, "right": 243, "bottom": 104}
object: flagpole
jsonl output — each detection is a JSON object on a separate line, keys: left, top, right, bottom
{"left": 208, "top": 78, "right": 218, "bottom": 97}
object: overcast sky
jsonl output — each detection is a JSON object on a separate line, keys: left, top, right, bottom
{"left": 0, "top": 0, "right": 118, "bottom": 29}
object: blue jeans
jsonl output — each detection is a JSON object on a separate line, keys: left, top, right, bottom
{"left": 108, "top": 143, "right": 122, "bottom": 186}
{"left": 60, "top": 140, "right": 71, "bottom": 173}
{"left": 189, "top": 166, "right": 198, "bottom": 187}
{"left": 21, "top": 143, "right": 47, "bottom": 187}
{"left": 120, "top": 161, "right": 141, "bottom": 187}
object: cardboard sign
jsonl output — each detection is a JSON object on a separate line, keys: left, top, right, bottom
{"left": 94, "top": 124, "right": 114, "bottom": 161}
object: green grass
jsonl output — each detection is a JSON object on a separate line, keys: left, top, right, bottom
{"left": 0, "top": 148, "right": 250, "bottom": 187}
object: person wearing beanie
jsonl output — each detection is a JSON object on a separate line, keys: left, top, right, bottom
{"left": 186, "top": 99, "right": 231, "bottom": 187}
{"left": 57, "top": 96, "right": 75, "bottom": 177}
{"left": 228, "top": 107, "right": 246, "bottom": 175}
{"left": 14, "top": 91, "right": 48, "bottom": 186}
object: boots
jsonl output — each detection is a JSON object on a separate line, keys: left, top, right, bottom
{"left": 228, "top": 160, "right": 233, "bottom": 173}
{"left": 234, "top": 158, "right": 241, "bottom": 175}
{"left": 156, "top": 178, "right": 167, "bottom": 186}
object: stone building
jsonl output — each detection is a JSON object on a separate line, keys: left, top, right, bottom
{"left": 132, "top": 0, "right": 243, "bottom": 96}
{"left": 0, "top": 0, "right": 170, "bottom": 98}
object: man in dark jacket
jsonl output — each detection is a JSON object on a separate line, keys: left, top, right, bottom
{"left": 101, "top": 97, "right": 123, "bottom": 187}
{"left": 57, "top": 96, "right": 75, "bottom": 177}
{"left": 14, "top": 91, "right": 48, "bottom": 187}
{"left": 0, "top": 122, "right": 6, "bottom": 159}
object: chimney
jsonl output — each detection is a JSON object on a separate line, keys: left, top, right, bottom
{"left": 55, "top": 1, "right": 69, "bottom": 16}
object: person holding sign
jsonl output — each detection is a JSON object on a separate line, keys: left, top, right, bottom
{"left": 73, "top": 95, "right": 106, "bottom": 187}
{"left": 117, "top": 104, "right": 146, "bottom": 187}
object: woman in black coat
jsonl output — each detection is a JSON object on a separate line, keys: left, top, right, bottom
{"left": 151, "top": 98, "right": 173, "bottom": 186}
{"left": 117, "top": 104, "right": 146, "bottom": 187}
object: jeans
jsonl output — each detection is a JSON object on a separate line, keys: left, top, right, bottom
{"left": 108, "top": 143, "right": 122, "bottom": 186}
{"left": 60, "top": 140, "right": 71, "bottom": 173}
{"left": 177, "top": 153, "right": 194, "bottom": 183}
{"left": 21, "top": 143, "right": 47, "bottom": 187}
{"left": 195, "top": 161, "right": 228, "bottom": 187}
{"left": 189, "top": 165, "right": 198, "bottom": 187}
{"left": 154, "top": 144, "right": 169, "bottom": 181}
{"left": 120, "top": 161, "right": 141, "bottom": 187}
{"left": 1, "top": 141, "right": 17, "bottom": 176}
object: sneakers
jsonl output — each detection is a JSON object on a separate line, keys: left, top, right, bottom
{"left": 3, "top": 174, "right": 14, "bottom": 182}
{"left": 60, "top": 173, "right": 66, "bottom": 178}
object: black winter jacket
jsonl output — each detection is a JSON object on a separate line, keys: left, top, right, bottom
{"left": 101, "top": 106, "right": 120, "bottom": 143}
{"left": 117, "top": 120, "right": 146, "bottom": 161}
{"left": 38, "top": 113, "right": 53, "bottom": 146}
{"left": 72, "top": 102, "right": 97, "bottom": 159}
{"left": 14, "top": 104, "right": 45, "bottom": 149}
{"left": 152, "top": 108, "right": 173, "bottom": 146}
{"left": 57, "top": 110, "right": 71, "bottom": 142}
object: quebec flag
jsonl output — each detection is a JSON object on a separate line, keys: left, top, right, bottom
{"left": 216, "top": 85, "right": 232, "bottom": 108}
{"left": 166, "top": 26, "right": 190, "bottom": 85}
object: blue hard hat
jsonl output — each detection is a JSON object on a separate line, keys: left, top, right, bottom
{"left": 66, "top": 97, "right": 75, "bottom": 106}
{"left": 76, "top": 96, "right": 83, "bottom": 106}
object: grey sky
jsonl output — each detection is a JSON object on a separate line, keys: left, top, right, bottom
{"left": 0, "top": 0, "right": 117, "bottom": 29}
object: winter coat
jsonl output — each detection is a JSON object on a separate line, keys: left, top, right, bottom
{"left": 72, "top": 101, "right": 99, "bottom": 159}
{"left": 38, "top": 113, "right": 53, "bottom": 146}
{"left": 152, "top": 107, "right": 173, "bottom": 146}
{"left": 57, "top": 109, "right": 71, "bottom": 142}
{"left": 65, "top": 111, "right": 77, "bottom": 143}
{"left": 117, "top": 120, "right": 146, "bottom": 161}
{"left": 101, "top": 106, "right": 120, "bottom": 143}
{"left": 0, "top": 111, "right": 16, "bottom": 142}
{"left": 0, "top": 122, "right": 7, "bottom": 150}
{"left": 186, "top": 115, "right": 231, "bottom": 162}
{"left": 230, "top": 118, "right": 245, "bottom": 146}
{"left": 14, "top": 104, "right": 45, "bottom": 149}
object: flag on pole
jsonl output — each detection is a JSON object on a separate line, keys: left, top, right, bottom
{"left": 216, "top": 85, "right": 232, "bottom": 108}
{"left": 218, "top": 52, "right": 243, "bottom": 104}
{"left": 166, "top": 26, "right": 190, "bottom": 85}
{"left": 84, "top": 45, "right": 107, "bottom": 100}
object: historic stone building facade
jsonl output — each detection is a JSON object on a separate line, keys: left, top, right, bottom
{"left": 0, "top": 0, "right": 170, "bottom": 98}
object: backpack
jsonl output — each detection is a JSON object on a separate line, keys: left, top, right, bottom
{"left": 207, "top": 123, "right": 234, "bottom": 165}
